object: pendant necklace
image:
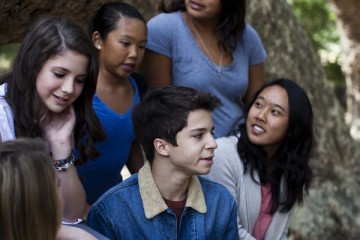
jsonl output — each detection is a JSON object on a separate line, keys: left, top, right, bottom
{"left": 190, "top": 17, "right": 223, "bottom": 78}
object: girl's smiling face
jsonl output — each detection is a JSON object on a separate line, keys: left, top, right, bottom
{"left": 36, "top": 50, "right": 88, "bottom": 113}
{"left": 246, "top": 85, "right": 289, "bottom": 157}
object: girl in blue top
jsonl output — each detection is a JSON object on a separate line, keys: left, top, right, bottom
{"left": 142, "top": 0, "right": 267, "bottom": 137}
{"left": 77, "top": 2, "right": 146, "bottom": 206}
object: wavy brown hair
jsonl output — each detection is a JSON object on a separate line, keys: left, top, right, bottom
{"left": 0, "top": 16, "right": 105, "bottom": 164}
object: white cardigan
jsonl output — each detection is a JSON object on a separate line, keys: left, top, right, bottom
{"left": 0, "top": 84, "right": 15, "bottom": 142}
{"left": 205, "top": 136, "right": 293, "bottom": 240}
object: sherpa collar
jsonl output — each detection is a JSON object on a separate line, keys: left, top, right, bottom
{"left": 138, "top": 161, "right": 207, "bottom": 219}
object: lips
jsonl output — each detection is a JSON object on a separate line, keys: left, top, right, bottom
{"left": 53, "top": 95, "right": 69, "bottom": 106}
{"left": 251, "top": 124, "right": 265, "bottom": 135}
{"left": 203, "top": 155, "right": 214, "bottom": 161}
{"left": 122, "top": 63, "right": 135, "bottom": 73}
{"left": 189, "top": 1, "right": 205, "bottom": 11}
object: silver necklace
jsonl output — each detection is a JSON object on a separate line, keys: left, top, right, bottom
{"left": 190, "top": 17, "right": 223, "bottom": 78}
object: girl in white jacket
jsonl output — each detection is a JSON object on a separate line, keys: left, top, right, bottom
{"left": 206, "top": 78, "right": 314, "bottom": 240}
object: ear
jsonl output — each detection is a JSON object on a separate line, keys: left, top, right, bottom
{"left": 92, "top": 31, "right": 102, "bottom": 50}
{"left": 153, "top": 138, "right": 169, "bottom": 157}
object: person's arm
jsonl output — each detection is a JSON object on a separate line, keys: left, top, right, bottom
{"left": 57, "top": 225, "right": 97, "bottom": 240}
{"left": 87, "top": 204, "right": 117, "bottom": 240}
{"left": 126, "top": 140, "right": 144, "bottom": 174}
{"left": 40, "top": 106, "right": 87, "bottom": 223}
{"left": 243, "top": 63, "right": 265, "bottom": 107}
{"left": 140, "top": 50, "right": 172, "bottom": 88}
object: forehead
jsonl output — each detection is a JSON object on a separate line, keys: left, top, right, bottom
{"left": 45, "top": 50, "right": 88, "bottom": 72}
{"left": 112, "top": 17, "right": 146, "bottom": 35}
{"left": 181, "top": 109, "right": 213, "bottom": 132}
{"left": 257, "top": 85, "right": 289, "bottom": 108}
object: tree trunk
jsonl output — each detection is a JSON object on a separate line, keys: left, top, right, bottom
{"left": 328, "top": 0, "right": 360, "bottom": 142}
{"left": 1, "top": 0, "right": 359, "bottom": 239}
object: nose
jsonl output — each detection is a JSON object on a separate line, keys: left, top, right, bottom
{"left": 205, "top": 134, "right": 218, "bottom": 150}
{"left": 256, "top": 109, "right": 267, "bottom": 122}
{"left": 61, "top": 78, "right": 74, "bottom": 94}
{"left": 128, "top": 46, "right": 138, "bottom": 62}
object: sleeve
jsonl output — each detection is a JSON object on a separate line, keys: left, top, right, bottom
{"left": 86, "top": 204, "right": 117, "bottom": 240}
{"left": 146, "top": 13, "right": 175, "bottom": 58}
{"left": 224, "top": 199, "right": 240, "bottom": 240}
{"left": 205, "top": 136, "right": 256, "bottom": 240}
{"left": 0, "top": 98, "right": 16, "bottom": 142}
{"left": 278, "top": 208, "right": 295, "bottom": 240}
{"left": 243, "top": 25, "right": 267, "bottom": 66}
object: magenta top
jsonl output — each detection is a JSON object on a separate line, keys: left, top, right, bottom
{"left": 252, "top": 184, "right": 273, "bottom": 239}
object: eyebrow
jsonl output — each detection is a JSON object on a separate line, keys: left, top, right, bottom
{"left": 52, "top": 67, "right": 87, "bottom": 77}
{"left": 190, "top": 126, "right": 215, "bottom": 133}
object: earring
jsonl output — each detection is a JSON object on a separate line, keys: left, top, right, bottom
{"left": 96, "top": 45, "right": 101, "bottom": 50}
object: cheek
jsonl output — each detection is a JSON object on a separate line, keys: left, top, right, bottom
{"left": 75, "top": 84, "right": 84, "bottom": 97}
{"left": 136, "top": 51, "right": 145, "bottom": 66}
{"left": 272, "top": 121, "right": 288, "bottom": 141}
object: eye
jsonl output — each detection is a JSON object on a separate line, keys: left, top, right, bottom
{"left": 76, "top": 77, "right": 86, "bottom": 84}
{"left": 120, "top": 41, "right": 130, "bottom": 47}
{"left": 254, "top": 101, "right": 262, "bottom": 108}
{"left": 139, "top": 44, "right": 146, "bottom": 49}
{"left": 193, "top": 133, "right": 203, "bottom": 139}
{"left": 271, "top": 109, "right": 281, "bottom": 116}
{"left": 53, "top": 72, "right": 65, "bottom": 78}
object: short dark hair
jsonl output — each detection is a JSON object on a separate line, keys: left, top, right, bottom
{"left": 88, "top": 2, "right": 146, "bottom": 39}
{"left": 238, "top": 78, "right": 315, "bottom": 213}
{"left": 132, "top": 86, "right": 221, "bottom": 163}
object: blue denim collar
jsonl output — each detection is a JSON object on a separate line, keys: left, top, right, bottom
{"left": 138, "top": 161, "right": 207, "bottom": 219}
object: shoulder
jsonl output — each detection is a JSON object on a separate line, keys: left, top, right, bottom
{"left": 215, "top": 136, "right": 239, "bottom": 161}
{"left": 147, "top": 12, "right": 180, "bottom": 27}
{"left": 147, "top": 12, "right": 182, "bottom": 37}
{"left": 216, "top": 135, "right": 238, "bottom": 148}
{"left": 242, "top": 25, "right": 261, "bottom": 39}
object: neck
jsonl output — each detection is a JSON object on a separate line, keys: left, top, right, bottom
{"left": 151, "top": 159, "right": 190, "bottom": 201}
{"left": 186, "top": 12, "right": 218, "bottom": 31}
{"left": 98, "top": 67, "right": 128, "bottom": 86}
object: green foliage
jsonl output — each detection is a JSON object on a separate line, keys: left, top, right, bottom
{"left": 288, "top": 0, "right": 344, "bottom": 86}
{"left": 0, "top": 43, "right": 20, "bottom": 76}
{"left": 289, "top": 0, "right": 338, "bottom": 50}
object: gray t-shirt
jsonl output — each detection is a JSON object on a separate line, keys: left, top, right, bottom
{"left": 147, "top": 11, "right": 267, "bottom": 137}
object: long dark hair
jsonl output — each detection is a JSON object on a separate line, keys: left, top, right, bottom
{"left": 0, "top": 16, "right": 105, "bottom": 164}
{"left": 159, "top": 0, "right": 246, "bottom": 52}
{"left": 237, "top": 78, "right": 314, "bottom": 213}
{"left": 88, "top": 2, "right": 146, "bottom": 40}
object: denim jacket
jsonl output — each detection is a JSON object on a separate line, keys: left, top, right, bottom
{"left": 87, "top": 161, "right": 238, "bottom": 239}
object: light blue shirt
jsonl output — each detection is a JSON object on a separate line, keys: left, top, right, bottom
{"left": 147, "top": 11, "right": 267, "bottom": 137}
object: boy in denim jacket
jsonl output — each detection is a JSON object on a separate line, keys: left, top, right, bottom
{"left": 87, "top": 86, "right": 238, "bottom": 239}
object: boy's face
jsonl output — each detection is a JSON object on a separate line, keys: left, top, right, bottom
{"left": 166, "top": 109, "right": 217, "bottom": 176}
